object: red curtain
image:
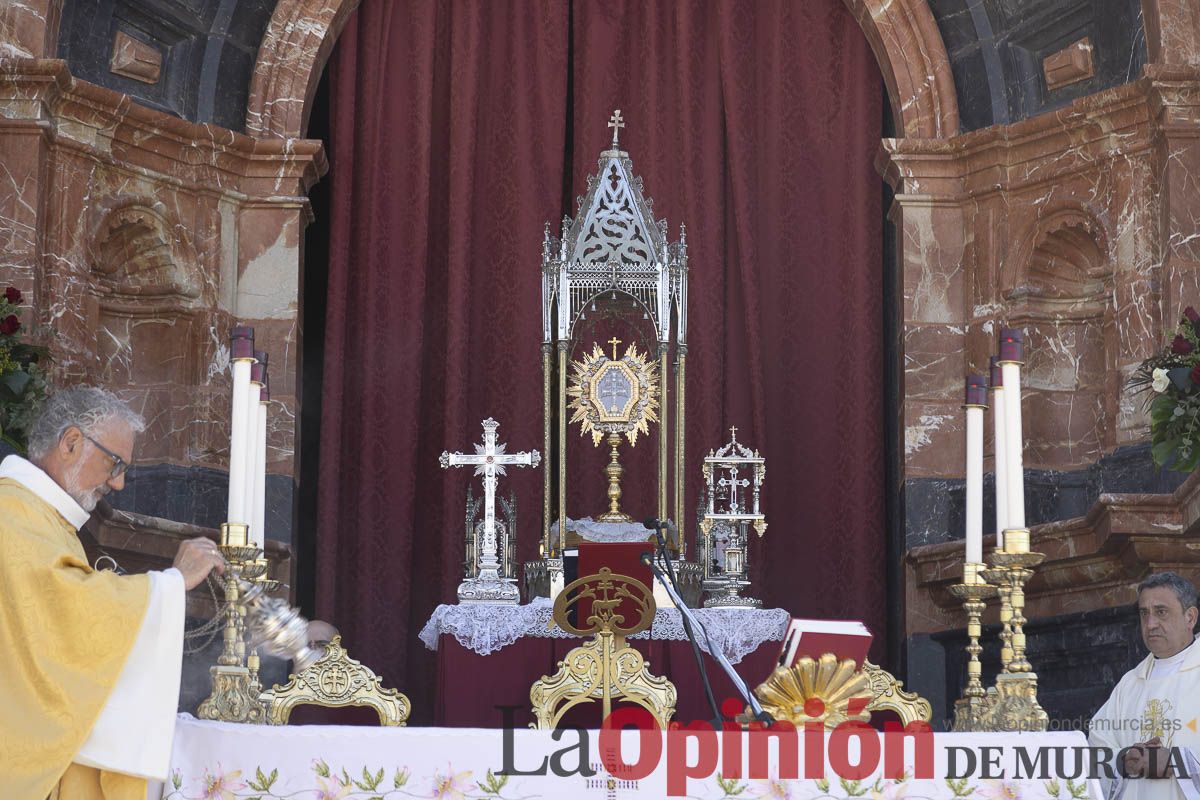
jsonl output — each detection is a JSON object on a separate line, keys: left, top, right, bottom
{"left": 319, "top": 0, "right": 884, "bottom": 723}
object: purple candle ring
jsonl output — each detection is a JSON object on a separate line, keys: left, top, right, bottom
{"left": 231, "top": 325, "right": 256, "bottom": 361}
{"left": 989, "top": 355, "right": 1004, "bottom": 389}
{"left": 998, "top": 327, "right": 1024, "bottom": 364}
{"left": 963, "top": 374, "right": 989, "bottom": 408}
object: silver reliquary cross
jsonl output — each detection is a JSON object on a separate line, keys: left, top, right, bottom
{"left": 440, "top": 418, "right": 541, "bottom": 604}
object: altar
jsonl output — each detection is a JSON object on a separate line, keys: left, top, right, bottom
{"left": 156, "top": 714, "right": 1105, "bottom": 800}
{"left": 420, "top": 600, "right": 789, "bottom": 727}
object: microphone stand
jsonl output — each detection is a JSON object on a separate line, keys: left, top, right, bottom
{"left": 642, "top": 520, "right": 772, "bottom": 729}
{"left": 643, "top": 542, "right": 772, "bottom": 729}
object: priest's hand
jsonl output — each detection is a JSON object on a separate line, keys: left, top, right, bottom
{"left": 1124, "top": 742, "right": 1147, "bottom": 778}
{"left": 172, "top": 537, "right": 226, "bottom": 590}
{"left": 1124, "top": 737, "right": 1166, "bottom": 779}
{"left": 1142, "top": 737, "right": 1172, "bottom": 779}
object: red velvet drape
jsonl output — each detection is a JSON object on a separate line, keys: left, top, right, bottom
{"left": 319, "top": 0, "right": 884, "bottom": 723}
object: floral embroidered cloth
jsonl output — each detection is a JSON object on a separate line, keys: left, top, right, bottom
{"left": 156, "top": 716, "right": 1102, "bottom": 800}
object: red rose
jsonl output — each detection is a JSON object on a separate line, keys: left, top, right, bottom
{"left": 0, "top": 314, "right": 18, "bottom": 335}
{"left": 2, "top": 287, "right": 19, "bottom": 305}
{"left": 1187, "top": 307, "right": 1200, "bottom": 324}
{"left": 1173, "top": 335, "right": 1194, "bottom": 355}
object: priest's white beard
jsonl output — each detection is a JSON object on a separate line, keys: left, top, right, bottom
{"left": 62, "top": 459, "right": 108, "bottom": 512}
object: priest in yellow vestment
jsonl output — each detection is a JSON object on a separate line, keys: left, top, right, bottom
{"left": 0, "top": 387, "right": 226, "bottom": 800}
{"left": 1089, "top": 572, "right": 1200, "bottom": 800}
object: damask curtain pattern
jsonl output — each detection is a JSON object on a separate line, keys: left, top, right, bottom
{"left": 319, "top": 0, "right": 883, "bottom": 722}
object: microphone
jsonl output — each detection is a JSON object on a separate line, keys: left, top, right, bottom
{"left": 644, "top": 517, "right": 669, "bottom": 552}
{"left": 644, "top": 517, "right": 676, "bottom": 550}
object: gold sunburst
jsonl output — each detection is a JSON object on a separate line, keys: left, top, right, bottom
{"left": 567, "top": 341, "right": 659, "bottom": 446}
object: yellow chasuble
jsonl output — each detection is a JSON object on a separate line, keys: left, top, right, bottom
{"left": 0, "top": 476, "right": 150, "bottom": 800}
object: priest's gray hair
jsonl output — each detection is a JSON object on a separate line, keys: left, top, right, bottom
{"left": 1138, "top": 571, "right": 1199, "bottom": 612}
{"left": 26, "top": 387, "right": 146, "bottom": 461}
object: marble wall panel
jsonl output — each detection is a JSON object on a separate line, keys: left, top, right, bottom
{"left": 1022, "top": 320, "right": 1109, "bottom": 393}
{"left": 1023, "top": 389, "right": 1106, "bottom": 468}
{"left": 904, "top": 398, "right": 965, "bottom": 478}
{"left": 902, "top": 323, "right": 967, "bottom": 400}
{"left": 0, "top": 139, "right": 42, "bottom": 335}
{"left": 0, "top": 0, "right": 60, "bottom": 59}
{"left": 0, "top": 60, "right": 322, "bottom": 541}
{"left": 900, "top": 203, "right": 967, "bottom": 325}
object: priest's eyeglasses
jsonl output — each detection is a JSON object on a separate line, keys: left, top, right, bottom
{"left": 83, "top": 433, "right": 130, "bottom": 478}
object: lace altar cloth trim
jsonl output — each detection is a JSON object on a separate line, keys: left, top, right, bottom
{"left": 549, "top": 516, "right": 678, "bottom": 544}
{"left": 418, "top": 598, "right": 789, "bottom": 664}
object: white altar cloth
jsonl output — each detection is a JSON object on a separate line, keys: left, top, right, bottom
{"left": 418, "top": 596, "right": 790, "bottom": 663}
{"left": 156, "top": 714, "right": 1103, "bottom": 800}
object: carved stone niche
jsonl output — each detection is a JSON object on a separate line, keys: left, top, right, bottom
{"left": 90, "top": 203, "right": 202, "bottom": 303}
{"left": 88, "top": 202, "right": 206, "bottom": 461}
{"left": 1005, "top": 210, "right": 1114, "bottom": 469}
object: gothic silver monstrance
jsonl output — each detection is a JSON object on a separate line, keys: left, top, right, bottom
{"left": 525, "top": 110, "right": 699, "bottom": 602}
{"left": 441, "top": 418, "right": 540, "bottom": 604}
{"left": 699, "top": 427, "right": 767, "bottom": 608}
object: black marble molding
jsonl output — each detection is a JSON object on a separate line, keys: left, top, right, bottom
{"left": 0, "top": 441, "right": 292, "bottom": 543}
{"left": 906, "top": 443, "right": 1191, "bottom": 551}
{"left": 111, "top": 462, "right": 294, "bottom": 544}
{"left": 927, "top": 0, "right": 1148, "bottom": 132}
{"left": 57, "top": 0, "right": 277, "bottom": 132}
{"left": 908, "top": 603, "right": 1146, "bottom": 732}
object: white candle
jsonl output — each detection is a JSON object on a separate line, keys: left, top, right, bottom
{"left": 244, "top": 378, "right": 262, "bottom": 541}
{"left": 227, "top": 327, "right": 255, "bottom": 524}
{"left": 991, "top": 358, "right": 1007, "bottom": 551}
{"left": 252, "top": 400, "right": 267, "bottom": 549}
{"left": 1000, "top": 329, "right": 1026, "bottom": 530}
{"left": 965, "top": 375, "right": 986, "bottom": 566}
{"left": 966, "top": 404, "right": 984, "bottom": 564}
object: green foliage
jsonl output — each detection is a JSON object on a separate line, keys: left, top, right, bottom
{"left": 1131, "top": 307, "right": 1200, "bottom": 474}
{"left": 353, "top": 765, "right": 384, "bottom": 791}
{"left": 1067, "top": 779, "right": 1089, "bottom": 799}
{"left": 0, "top": 292, "right": 49, "bottom": 453}
{"left": 247, "top": 766, "right": 278, "bottom": 791}
{"left": 946, "top": 777, "right": 974, "bottom": 797}
{"left": 840, "top": 778, "right": 868, "bottom": 797}
{"left": 715, "top": 773, "right": 748, "bottom": 795}
{"left": 478, "top": 769, "right": 509, "bottom": 795}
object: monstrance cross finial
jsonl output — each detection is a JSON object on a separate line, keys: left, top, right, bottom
{"left": 608, "top": 109, "right": 625, "bottom": 149}
{"left": 608, "top": 336, "right": 623, "bottom": 361}
{"left": 729, "top": 426, "right": 738, "bottom": 443}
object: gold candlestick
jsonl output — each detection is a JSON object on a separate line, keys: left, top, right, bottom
{"left": 198, "top": 523, "right": 267, "bottom": 724}
{"left": 949, "top": 562, "right": 997, "bottom": 731}
{"left": 991, "top": 540, "right": 1043, "bottom": 674}
{"left": 978, "top": 529, "right": 1048, "bottom": 731}
{"left": 981, "top": 562, "right": 1013, "bottom": 671}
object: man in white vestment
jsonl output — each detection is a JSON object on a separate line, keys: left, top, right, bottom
{"left": 0, "top": 387, "right": 225, "bottom": 799}
{"left": 1089, "top": 572, "right": 1200, "bottom": 800}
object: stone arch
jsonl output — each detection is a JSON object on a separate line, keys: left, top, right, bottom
{"left": 247, "top": 0, "right": 954, "bottom": 141}
{"left": 841, "top": 0, "right": 959, "bottom": 139}
{"left": 244, "top": 0, "right": 361, "bottom": 139}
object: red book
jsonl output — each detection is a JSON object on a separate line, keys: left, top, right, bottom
{"left": 777, "top": 619, "right": 873, "bottom": 668}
